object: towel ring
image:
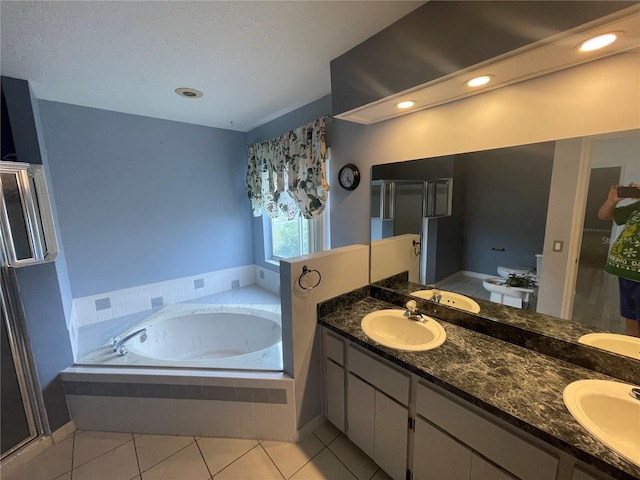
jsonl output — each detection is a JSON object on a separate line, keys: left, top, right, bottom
{"left": 298, "top": 265, "right": 321, "bottom": 290}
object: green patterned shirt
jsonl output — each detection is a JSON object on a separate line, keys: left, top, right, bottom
{"left": 605, "top": 201, "right": 640, "bottom": 282}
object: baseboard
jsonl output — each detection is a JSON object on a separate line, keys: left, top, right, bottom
{"left": 52, "top": 419, "right": 77, "bottom": 443}
{"left": 458, "top": 270, "right": 493, "bottom": 280}
{"left": 297, "top": 414, "right": 327, "bottom": 441}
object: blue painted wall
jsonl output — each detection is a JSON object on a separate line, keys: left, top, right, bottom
{"left": 460, "top": 143, "right": 555, "bottom": 275}
{"left": 2, "top": 76, "right": 74, "bottom": 432}
{"left": 15, "top": 263, "right": 74, "bottom": 431}
{"left": 38, "top": 102, "right": 252, "bottom": 297}
{"left": 246, "top": 95, "right": 332, "bottom": 272}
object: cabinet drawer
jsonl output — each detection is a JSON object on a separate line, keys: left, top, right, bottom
{"left": 324, "top": 329, "right": 345, "bottom": 365}
{"left": 416, "top": 383, "right": 558, "bottom": 480}
{"left": 348, "top": 345, "right": 409, "bottom": 405}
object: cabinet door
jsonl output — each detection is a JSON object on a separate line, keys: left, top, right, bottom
{"left": 325, "top": 358, "right": 345, "bottom": 432}
{"left": 347, "top": 373, "right": 375, "bottom": 459}
{"left": 413, "top": 417, "right": 472, "bottom": 480}
{"left": 470, "top": 453, "right": 514, "bottom": 480}
{"left": 374, "top": 390, "right": 408, "bottom": 480}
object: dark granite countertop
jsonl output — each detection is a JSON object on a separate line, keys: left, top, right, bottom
{"left": 318, "top": 296, "right": 640, "bottom": 480}
{"left": 370, "top": 280, "right": 640, "bottom": 386}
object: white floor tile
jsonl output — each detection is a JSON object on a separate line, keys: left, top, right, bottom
{"left": 213, "top": 445, "right": 283, "bottom": 480}
{"left": 9, "top": 428, "right": 382, "bottom": 480}
{"left": 73, "top": 430, "right": 133, "bottom": 468}
{"left": 197, "top": 437, "right": 258, "bottom": 476}
{"left": 371, "top": 468, "right": 393, "bottom": 480}
{"left": 289, "top": 448, "right": 357, "bottom": 480}
{"left": 141, "top": 443, "right": 210, "bottom": 480}
{"left": 52, "top": 473, "right": 72, "bottom": 480}
{"left": 134, "top": 434, "right": 194, "bottom": 472}
{"left": 261, "top": 435, "right": 324, "bottom": 479}
{"left": 312, "top": 421, "right": 341, "bottom": 446}
{"left": 327, "top": 435, "right": 378, "bottom": 480}
{"left": 73, "top": 441, "right": 139, "bottom": 480}
{"left": 3, "top": 436, "right": 73, "bottom": 480}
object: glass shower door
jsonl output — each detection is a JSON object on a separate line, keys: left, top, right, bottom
{"left": 0, "top": 266, "right": 42, "bottom": 458}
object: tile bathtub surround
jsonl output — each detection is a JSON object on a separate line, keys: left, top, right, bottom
{"left": 2, "top": 422, "right": 393, "bottom": 480}
{"left": 60, "top": 369, "right": 297, "bottom": 442}
{"left": 74, "top": 285, "right": 282, "bottom": 362}
{"left": 72, "top": 265, "right": 257, "bottom": 327}
{"left": 256, "top": 265, "right": 281, "bottom": 295}
{"left": 62, "top": 380, "right": 288, "bottom": 404}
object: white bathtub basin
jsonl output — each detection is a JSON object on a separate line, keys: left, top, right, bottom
{"left": 360, "top": 309, "right": 446, "bottom": 351}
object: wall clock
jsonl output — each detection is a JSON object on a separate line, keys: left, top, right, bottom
{"left": 338, "top": 163, "right": 360, "bottom": 191}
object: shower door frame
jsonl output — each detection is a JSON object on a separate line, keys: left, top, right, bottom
{"left": 0, "top": 264, "right": 47, "bottom": 460}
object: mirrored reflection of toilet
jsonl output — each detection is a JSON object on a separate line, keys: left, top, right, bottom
{"left": 482, "top": 255, "right": 542, "bottom": 309}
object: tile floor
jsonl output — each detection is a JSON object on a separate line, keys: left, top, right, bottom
{"left": 3, "top": 420, "right": 392, "bottom": 480}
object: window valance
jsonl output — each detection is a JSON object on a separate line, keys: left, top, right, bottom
{"left": 246, "top": 118, "right": 329, "bottom": 220}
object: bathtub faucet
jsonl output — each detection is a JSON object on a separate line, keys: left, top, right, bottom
{"left": 111, "top": 328, "right": 147, "bottom": 356}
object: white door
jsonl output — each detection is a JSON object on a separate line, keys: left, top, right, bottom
{"left": 412, "top": 417, "right": 471, "bottom": 480}
{"left": 347, "top": 373, "right": 375, "bottom": 458}
{"left": 374, "top": 390, "right": 408, "bottom": 480}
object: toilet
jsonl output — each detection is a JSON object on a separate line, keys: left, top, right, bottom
{"left": 482, "top": 254, "right": 542, "bottom": 309}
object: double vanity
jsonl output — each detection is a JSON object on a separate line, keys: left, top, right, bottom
{"left": 317, "top": 279, "right": 640, "bottom": 480}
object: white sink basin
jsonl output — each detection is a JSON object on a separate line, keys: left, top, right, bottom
{"left": 563, "top": 379, "right": 640, "bottom": 467}
{"left": 361, "top": 309, "right": 446, "bottom": 351}
{"left": 411, "top": 289, "right": 481, "bottom": 313}
{"left": 578, "top": 333, "right": 640, "bottom": 360}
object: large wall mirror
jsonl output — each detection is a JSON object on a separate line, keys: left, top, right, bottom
{"left": 370, "top": 129, "right": 640, "bottom": 337}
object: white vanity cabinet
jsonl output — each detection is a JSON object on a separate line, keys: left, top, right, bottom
{"left": 413, "top": 417, "right": 515, "bottom": 480}
{"left": 346, "top": 345, "right": 410, "bottom": 480}
{"left": 320, "top": 327, "right": 622, "bottom": 480}
{"left": 347, "top": 373, "right": 409, "bottom": 480}
{"left": 414, "top": 382, "right": 558, "bottom": 480}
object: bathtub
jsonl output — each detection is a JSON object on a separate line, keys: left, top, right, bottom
{"left": 79, "top": 304, "right": 283, "bottom": 371}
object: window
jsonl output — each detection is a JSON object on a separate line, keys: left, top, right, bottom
{"left": 261, "top": 146, "right": 331, "bottom": 265}
{"left": 267, "top": 215, "right": 324, "bottom": 262}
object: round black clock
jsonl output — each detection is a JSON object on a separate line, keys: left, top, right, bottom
{"left": 338, "top": 163, "right": 360, "bottom": 191}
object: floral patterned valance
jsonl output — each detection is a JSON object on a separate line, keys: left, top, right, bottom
{"left": 246, "top": 118, "right": 329, "bottom": 220}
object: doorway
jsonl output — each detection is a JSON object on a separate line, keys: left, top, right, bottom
{"left": 572, "top": 166, "right": 624, "bottom": 332}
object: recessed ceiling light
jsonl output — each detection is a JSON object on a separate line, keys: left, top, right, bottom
{"left": 466, "top": 75, "right": 492, "bottom": 88}
{"left": 396, "top": 100, "right": 416, "bottom": 109}
{"left": 579, "top": 33, "right": 618, "bottom": 52}
{"left": 175, "top": 87, "right": 203, "bottom": 98}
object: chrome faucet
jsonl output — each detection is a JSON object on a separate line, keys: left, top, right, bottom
{"left": 111, "top": 328, "right": 147, "bottom": 356}
{"left": 430, "top": 289, "right": 442, "bottom": 303}
{"left": 404, "top": 300, "right": 426, "bottom": 322}
{"left": 631, "top": 388, "right": 640, "bottom": 401}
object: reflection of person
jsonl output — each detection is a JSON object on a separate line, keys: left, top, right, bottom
{"left": 597, "top": 184, "right": 640, "bottom": 336}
